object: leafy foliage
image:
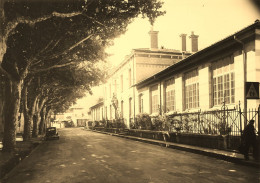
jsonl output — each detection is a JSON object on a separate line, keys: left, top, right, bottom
{"left": 0, "top": 0, "right": 165, "bottom": 151}
{"left": 131, "top": 113, "right": 152, "bottom": 130}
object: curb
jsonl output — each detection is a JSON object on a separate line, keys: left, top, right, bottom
{"left": 90, "top": 129, "right": 259, "bottom": 168}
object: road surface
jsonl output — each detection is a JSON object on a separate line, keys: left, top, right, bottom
{"left": 2, "top": 128, "right": 259, "bottom": 183}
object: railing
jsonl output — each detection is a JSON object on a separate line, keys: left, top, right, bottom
{"left": 168, "top": 104, "right": 259, "bottom": 136}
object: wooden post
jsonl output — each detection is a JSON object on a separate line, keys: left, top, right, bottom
{"left": 257, "top": 104, "right": 260, "bottom": 137}
{"left": 239, "top": 101, "right": 243, "bottom": 136}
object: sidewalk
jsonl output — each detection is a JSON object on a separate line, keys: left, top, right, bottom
{"left": 0, "top": 135, "right": 44, "bottom": 179}
{"left": 90, "top": 129, "right": 260, "bottom": 168}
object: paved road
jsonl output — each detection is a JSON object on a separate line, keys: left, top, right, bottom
{"left": 2, "top": 128, "right": 259, "bottom": 183}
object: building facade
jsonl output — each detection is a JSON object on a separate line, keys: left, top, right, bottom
{"left": 99, "top": 29, "right": 197, "bottom": 127}
{"left": 136, "top": 21, "right": 260, "bottom": 118}
{"left": 90, "top": 101, "right": 104, "bottom": 122}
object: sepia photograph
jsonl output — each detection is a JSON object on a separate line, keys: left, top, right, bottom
{"left": 0, "top": 0, "right": 260, "bottom": 182}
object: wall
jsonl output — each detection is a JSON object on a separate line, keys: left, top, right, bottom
{"left": 137, "top": 38, "right": 260, "bottom": 115}
{"left": 92, "top": 127, "right": 240, "bottom": 150}
{"left": 135, "top": 55, "right": 177, "bottom": 83}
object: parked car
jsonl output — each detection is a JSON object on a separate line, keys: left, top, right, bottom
{"left": 45, "top": 127, "right": 59, "bottom": 140}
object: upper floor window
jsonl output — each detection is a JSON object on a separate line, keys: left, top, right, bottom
{"left": 212, "top": 56, "right": 234, "bottom": 105}
{"left": 120, "top": 75, "right": 123, "bottom": 92}
{"left": 109, "top": 83, "right": 112, "bottom": 98}
{"left": 129, "top": 69, "right": 132, "bottom": 87}
{"left": 150, "top": 85, "right": 158, "bottom": 114}
{"left": 185, "top": 69, "right": 199, "bottom": 109}
{"left": 114, "top": 79, "right": 117, "bottom": 94}
{"left": 165, "top": 78, "right": 175, "bottom": 112}
{"left": 104, "top": 87, "right": 107, "bottom": 100}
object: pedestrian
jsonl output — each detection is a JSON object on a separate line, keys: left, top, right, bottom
{"left": 241, "top": 120, "right": 258, "bottom": 160}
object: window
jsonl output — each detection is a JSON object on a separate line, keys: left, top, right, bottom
{"left": 97, "top": 107, "right": 100, "bottom": 121}
{"left": 129, "top": 69, "right": 132, "bottom": 87}
{"left": 129, "top": 98, "right": 132, "bottom": 117}
{"left": 150, "top": 85, "right": 158, "bottom": 113}
{"left": 212, "top": 56, "right": 234, "bottom": 105}
{"left": 102, "top": 108, "right": 103, "bottom": 120}
{"left": 139, "top": 94, "right": 144, "bottom": 113}
{"left": 109, "top": 83, "right": 111, "bottom": 98}
{"left": 121, "top": 100, "right": 124, "bottom": 118}
{"left": 104, "top": 87, "right": 107, "bottom": 100}
{"left": 120, "top": 75, "right": 123, "bottom": 92}
{"left": 114, "top": 79, "right": 117, "bottom": 94}
{"left": 185, "top": 70, "right": 199, "bottom": 109}
{"left": 110, "top": 105, "right": 112, "bottom": 120}
{"left": 105, "top": 106, "right": 107, "bottom": 119}
{"left": 165, "top": 78, "right": 175, "bottom": 112}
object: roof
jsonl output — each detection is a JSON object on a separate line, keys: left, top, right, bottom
{"left": 90, "top": 101, "right": 104, "bottom": 109}
{"left": 136, "top": 20, "right": 260, "bottom": 89}
{"left": 107, "top": 47, "right": 192, "bottom": 77}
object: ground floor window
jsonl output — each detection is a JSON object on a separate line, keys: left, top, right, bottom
{"left": 150, "top": 85, "right": 158, "bottom": 113}
{"left": 139, "top": 94, "right": 143, "bottom": 113}
{"left": 185, "top": 70, "right": 199, "bottom": 109}
{"left": 212, "top": 56, "right": 235, "bottom": 105}
{"left": 165, "top": 78, "right": 175, "bottom": 112}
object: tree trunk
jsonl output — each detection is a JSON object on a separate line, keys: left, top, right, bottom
{"left": 32, "top": 113, "right": 40, "bottom": 138}
{"left": 23, "top": 110, "right": 32, "bottom": 141}
{"left": 22, "top": 85, "right": 32, "bottom": 141}
{"left": 45, "top": 108, "right": 51, "bottom": 129}
{"left": 2, "top": 79, "right": 22, "bottom": 152}
{"left": 38, "top": 106, "right": 46, "bottom": 135}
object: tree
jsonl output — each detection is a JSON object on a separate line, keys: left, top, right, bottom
{"left": 0, "top": 0, "right": 165, "bottom": 152}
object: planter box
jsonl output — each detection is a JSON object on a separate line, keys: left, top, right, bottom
{"left": 93, "top": 128, "right": 237, "bottom": 150}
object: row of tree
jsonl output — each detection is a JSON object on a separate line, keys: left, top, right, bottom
{"left": 0, "top": 0, "right": 165, "bottom": 152}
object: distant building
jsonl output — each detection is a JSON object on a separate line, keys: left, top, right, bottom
{"left": 54, "top": 105, "right": 88, "bottom": 127}
{"left": 90, "top": 101, "right": 104, "bottom": 122}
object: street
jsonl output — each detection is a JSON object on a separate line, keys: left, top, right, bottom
{"left": 2, "top": 128, "right": 259, "bottom": 183}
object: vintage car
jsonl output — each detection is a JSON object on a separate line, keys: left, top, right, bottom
{"left": 45, "top": 127, "right": 59, "bottom": 140}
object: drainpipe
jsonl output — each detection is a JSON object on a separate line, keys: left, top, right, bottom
{"left": 159, "top": 81, "right": 162, "bottom": 115}
{"left": 234, "top": 35, "right": 247, "bottom": 124}
{"left": 133, "top": 56, "right": 136, "bottom": 127}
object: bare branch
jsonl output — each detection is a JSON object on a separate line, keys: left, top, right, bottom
{"left": 30, "top": 62, "right": 78, "bottom": 74}
{"left": 5, "top": 11, "right": 83, "bottom": 38}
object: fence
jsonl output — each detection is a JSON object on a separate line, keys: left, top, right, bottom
{"left": 167, "top": 104, "right": 259, "bottom": 137}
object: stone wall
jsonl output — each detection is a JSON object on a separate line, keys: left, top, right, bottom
{"left": 93, "top": 127, "right": 243, "bottom": 151}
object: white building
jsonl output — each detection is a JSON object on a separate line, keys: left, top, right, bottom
{"left": 136, "top": 21, "right": 260, "bottom": 116}
{"left": 99, "top": 29, "right": 197, "bottom": 127}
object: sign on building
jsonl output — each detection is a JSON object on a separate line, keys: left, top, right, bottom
{"left": 246, "top": 82, "right": 259, "bottom": 99}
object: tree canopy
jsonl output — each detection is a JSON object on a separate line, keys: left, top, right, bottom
{"left": 0, "top": 0, "right": 165, "bottom": 151}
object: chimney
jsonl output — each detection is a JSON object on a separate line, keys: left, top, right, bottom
{"left": 149, "top": 27, "right": 158, "bottom": 49}
{"left": 189, "top": 31, "right": 199, "bottom": 52}
{"left": 179, "top": 34, "right": 187, "bottom": 52}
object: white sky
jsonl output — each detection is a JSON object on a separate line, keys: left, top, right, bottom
{"left": 106, "top": 0, "right": 260, "bottom": 67}
{"left": 77, "top": 0, "right": 260, "bottom": 109}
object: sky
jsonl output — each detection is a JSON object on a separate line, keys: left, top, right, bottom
{"left": 76, "top": 0, "right": 260, "bottom": 109}
{"left": 106, "top": 0, "right": 260, "bottom": 67}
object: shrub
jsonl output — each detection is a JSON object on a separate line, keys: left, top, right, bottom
{"left": 134, "top": 113, "right": 152, "bottom": 130}
{"left": 151, "top": 115, "right": 175, "bottom": 131}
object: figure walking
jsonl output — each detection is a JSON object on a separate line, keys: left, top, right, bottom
{"left": 241, "top": 120, "right": 258, "bottom": 160}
